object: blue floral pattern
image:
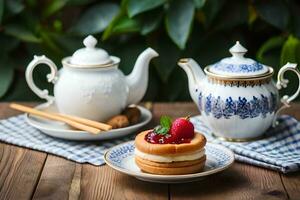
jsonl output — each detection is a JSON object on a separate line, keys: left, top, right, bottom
{"left": 108, "top": 143, "right": 135, "bottom": 167}
{"left": 223, "top": 97, "right": 235, "bottom": 119}
{"left": 205, "top": 94, "right": 212, "bottom": 115}
{"left": 212, "top": 61, "right": 264, "bottom": 73}
{"left": 198, "top": 92, "right": 203, "bottom": 111}
{"left": 199, "top": 92, "right": 277, "bottom": 119}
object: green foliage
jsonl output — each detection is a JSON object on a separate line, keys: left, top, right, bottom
{"left": 0, "top": 56, "right": 14, "bottom": 97}
{"left": 193, "top": 0, "right": 205, "bottom": 9}
{"left": 1, "top": 0, "right": 300, "bottom": 101}
{"left": 166, "top": 0, "right": 195, "bottom": 49}
{"left": 43, "top": 0, "right": 69, "bottom": 18}
{"left": 127, "top": 0, "right": 165, "bottom": 17}
{"left": 139, "top": 9, "right": 162, "bottom": 35}
{"left": 71, "top": 3, "right": 119, "bottom": 35}
{"left": 0, "top": 0, "right": 4, "bottom": 24}
{"left": 257, "top": 36, "right": 285, "bottom": 63}
{"left": 280, "top": 35, "right": 300, "bottom": 66}
{"left": 5, "top": 24, "right": 41, "bottom": 43}
{"left": 254, "top": 0, "right": 289, "bottom": 30}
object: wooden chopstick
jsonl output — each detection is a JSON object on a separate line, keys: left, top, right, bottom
{"left": 10, "top": 103, "right": 103, "bottom": 134}
{"left": 55, "top": 113, "right": 112, "bottom": 131}
{"left": 10, "top": 103, "right": 112, "bottom": 131}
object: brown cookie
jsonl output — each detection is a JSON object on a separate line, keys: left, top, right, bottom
{"left": 122, "top": 106, "right": 141, "bottom": 124}
{"left": 135, "top": 130, "right": 207, "bottom": 155}
{"left": 135, "top": 156, "right": 206, "bottom": 175}
{"left": 107, "top": 115, "right": 129, "bottom": 129}
{"left": 135, "top": 155, "right": 206, "bottom": 168}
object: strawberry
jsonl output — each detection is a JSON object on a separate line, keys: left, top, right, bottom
{"left": 170, "top": 117, "right": 194, "bottom": 140}
{"left": 145, "top": 116, "right": 194, "bottom": 144}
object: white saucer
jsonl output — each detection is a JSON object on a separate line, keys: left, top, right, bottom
{"left": 104, "top": 141, "right": 235, "bottom": 184}
{"left": 26, "top": 103, "right": 152, "bottom": 141}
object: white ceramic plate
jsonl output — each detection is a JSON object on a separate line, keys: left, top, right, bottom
{"left": 26, "top": 103, "right": 152, "bottom": 141}
{"left": 104, "top": 141, "right": 235, "bottom": 184}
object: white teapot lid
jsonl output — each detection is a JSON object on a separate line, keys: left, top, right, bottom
{"left": 69, "top": 35, "right": 113, "bottom": 66}
{"left": 208, "top": 41, "right": 269, "bottom": 77}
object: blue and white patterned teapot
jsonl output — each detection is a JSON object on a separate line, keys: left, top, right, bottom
{"left": 178, "top": 41, "right": 300, "bottom": 141}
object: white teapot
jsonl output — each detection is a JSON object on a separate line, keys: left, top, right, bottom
{"left": 178, "top": 41, "right": 300, "bottom": 141}
{"left": 26, "top": 35, "right": 158, "bottom": 121}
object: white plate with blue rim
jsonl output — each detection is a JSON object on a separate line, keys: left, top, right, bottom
{"left": 26, "top": 103, "right": 152, "bottom": 141}
{"left": 104, "top": 141, "right": 235, "bottom": 184}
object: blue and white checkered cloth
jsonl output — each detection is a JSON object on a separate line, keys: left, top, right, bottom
{"left": 0, "top": 114, "right": 134, "bottom": 165}
{"left": 191, "top": 115, "right": 300, "bottom": 173}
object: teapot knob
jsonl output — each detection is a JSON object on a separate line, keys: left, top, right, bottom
{"left": 229, "top": 41, "right": 247, "bottom": 58}
{"left": 83, "top": 35, "right": 97, "bottom": 49}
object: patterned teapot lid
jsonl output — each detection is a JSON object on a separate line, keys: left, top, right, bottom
{"left": 69, "top": 35, "right": 113, "bottom": 66}
{"left": 207, "top": 41, "right": 269, "bottom": 77}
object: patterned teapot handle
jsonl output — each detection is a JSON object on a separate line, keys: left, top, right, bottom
{"left": 25, "top": 55, "right": 58, "bottom": 105}
{"left": 272, "top": 62, "right": 300, "bottom": 126}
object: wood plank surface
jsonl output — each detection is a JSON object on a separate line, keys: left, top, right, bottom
{"left": 0, "top": 102, "right": 299, "bottom": 200}
{"left": 0, "top": 144, "right": 47, "bottom": 200}
{"left": 33, "top": 156, "right": 168, "bottom": 200}
{"left": 79, "top": 165, "right": 168, "bottom": 200}
{"left": 280, "top": 173, "right": 300, "bottom": 200}
{"left": 170, "top": 163, "right": 288, "bottom": 200}
{"left": 0, "top": 103, "right": 47, "bottom": 200}
{"left": 32, "top": 156, "right": 79, "bottom": 200}
{"left": 152, "top": 103, "right": 200, "bottom": 121}
{"left": 279, "top": 104, "right": 300, "bottom": 200}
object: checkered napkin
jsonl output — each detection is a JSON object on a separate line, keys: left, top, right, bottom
{"left": 191, "top": 115, "right": 300, "bottom": 173}
{"left": 0, "top": 114, "right": 134, "bottom": 165}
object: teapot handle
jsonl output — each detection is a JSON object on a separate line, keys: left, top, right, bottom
{"left": 25, "top": 55, "right": 58, "bottom": 104}
{"left": 272, "top": 62, "right": 300, "bottom": 126}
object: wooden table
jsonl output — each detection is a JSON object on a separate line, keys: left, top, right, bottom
{"left": 0, "top": 102, "right": 299, "bottom": 200}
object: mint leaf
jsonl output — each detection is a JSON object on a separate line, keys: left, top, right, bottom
{"left": 153, "top": 116, "right": 173, "bottom": 135}
{"left": 160, "top": 116, "right": 172, "bottom": 129}
{"left": 154, "top": 126, "right": 169, "bottom": 135}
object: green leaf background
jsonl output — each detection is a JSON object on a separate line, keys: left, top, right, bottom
{"left": 127, "top": 0, "right": 165, "bottom": 17}
{"left": 71, "top": 3, "right": 119, "bottom": 35}
{"left": 166, "top": 0, "right": 195, "bottom": 49}
{"left": 1, "top": 0, "right": 300, "bottom": 102}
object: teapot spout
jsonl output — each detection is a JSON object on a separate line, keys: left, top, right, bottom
{"left": 126, "top": 48, "right": 158, "bottom": 105}
{"left": 178, "top": 58, "right": 205, "bottom": 104}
